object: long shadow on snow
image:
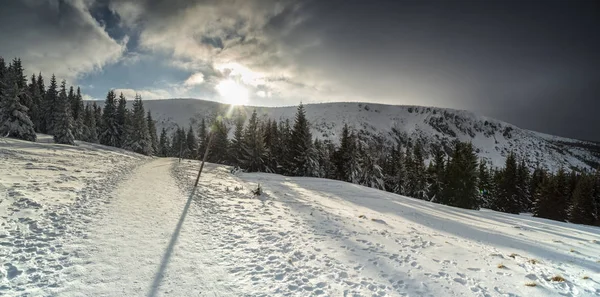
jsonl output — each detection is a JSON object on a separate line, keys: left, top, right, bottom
{"left": 267, "top": 176, "right": 600, "bottom": 274}
{"left": 146, "top": 176, "right": 197, "bottom": 297}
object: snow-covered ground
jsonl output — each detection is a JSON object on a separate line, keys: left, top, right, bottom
{"left": 1, "top": 138, "right": 599, "bottom": 296}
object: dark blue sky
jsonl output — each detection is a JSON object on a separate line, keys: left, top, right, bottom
{"left": 0, "top": 0, "right": 599, "bottom": 141}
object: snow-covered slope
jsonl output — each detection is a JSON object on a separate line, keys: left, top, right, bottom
{"left": 117, "top": 98, "right": 600, "bottom": 171}
{"left": 1, "top": 138, "right": 599, "bottom": 296}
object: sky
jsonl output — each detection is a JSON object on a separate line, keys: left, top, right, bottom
{"left": 0, "top": 0, "right": 599, "bottom": 141}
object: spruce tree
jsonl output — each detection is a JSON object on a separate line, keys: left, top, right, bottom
{"left": 491, "top": 152, "right": 520, "bottom": 214}
{"left": 516, "top": 159, "right": 531, "bottom": 211}
{"left": 290, "top": 103, "right": 315, "bottom": 176}
{"left": 427, "top": 146, "right": 446, "bottom": 201}
{"left": 27, "top": 74, "right": 42, "bottom": 132}
{"left": 208, "top": 118, "right": 230, "bottom": 164}
{"left": 186, "top": 124, "right": 197, "bottom": 159}
{"left": 52, "top": 80, "right": 75, "bottom": 145}
{"left": 440, "top": 142, "right": 479, "bottom": 209}
{"left": 116, "top": 92, "right": 128, "bottom": 147}
{"left": 35, "top": 73, "right": 46, "bottom": 132}
{"left": 71, "top": 87, "right": 85, "bottom": 140}
{"left": 44, "top": 75, "right": 59, "bottom": 135}
{"left": 0, "top": 81, "right": 36, "bottom": 141}
{"left": 197, "top": 118, "right": 207, "bottom": 157}
{"left": 263, "top": 119, "right": 280, "bottom": 173}
{"left": 147, "top": 111, "right": 159, "bottom": 155}
{"left": 410, "top": 142, "right": 427, "bottom": 199}
{"left": 534, "top": 169, "right": 569, "bottom": 221}
{"left": 334, "top": 123, "right": 352, "bottom": 181}
{"left": 125, "top": 94, "right": 152, "bottom": 155}
{"left": 569, "top": 174, "right": 596, "bottom": 225}
{"left": 93, "top": 103, "right": 103, "bottom": 139}
{"left": 230, "top": 112, "right": 246, "bottom": 166}
{"left": 242, "top": 110, "right": 267, "bottom": 172}
{"left": 100, "top": 90, "right": 119, "bottom": 147}
{"left": 158, "top": 127, "right": 170, "bottom": 157}
{"left": 477, "top": 160, "right": 492, "bottom": 208}
{"left": 83, "top": 104, "right": 98, "bottom": 143}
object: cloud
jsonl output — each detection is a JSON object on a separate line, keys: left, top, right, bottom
{"left": 184, "top": 73, "right": 205, "bottom": 86}
{"left": 0, "top": 0, "right": 126, "bottom": 81}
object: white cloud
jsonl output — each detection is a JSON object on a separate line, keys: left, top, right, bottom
{"left": 0, "top": 0, "right": 126, "bottom": 81}
{"left": 184, "top": 73, "right": 205, "bottom": 86}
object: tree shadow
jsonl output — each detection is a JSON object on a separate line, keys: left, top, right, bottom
{"left": 146, "top": 183, "right": 197, "bottom": 297}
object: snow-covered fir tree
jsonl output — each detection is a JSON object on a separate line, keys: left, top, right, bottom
{"left": 116, "top": 92, "right": 128, "bottom": 148}
{"left": 0, "top": 81, "right": 36, "bottom": 141}
{"left": 186, "top": 124, "right": 197, "bottom": 159}
{"left": 158, "top": 127, "right": 170, "bottom": 157}
{"left": 147, "top": 111, "right": 158, "bottom": 155}
{"left": 44, "top": 75, "right": 59, "bottom": 135}
{"left": 242, "top": 110, "right": 267, "bottom": 172}
{"left": 124, "top": 94, "right": 152, "bottom": 155}
{"left": 100, "top": 90, "right": 119, "bottom": 147}
{"left": 52, "top": 80, "right": 75, "bottom": 145}
{"left": 82, "top": 104, "right": 98, "bottom": 143}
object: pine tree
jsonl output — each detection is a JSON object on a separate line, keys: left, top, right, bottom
{"left": 569, "top": 174, "right": 596, "bottom": 225}
{"left": 0, "top": 81, "right": 36, "bottom": 141}
{"left": 93, "top": 103, "right": 103, "bottom": 139}
{"left": 116, "top": 92, "right": 128, "bottom": 148}
{"left": 197, "top": 118, "right": 207, "bottom": 157}
{"left": 35, "top": 73, "right": 46, "bottom": 132}
{"left": 410, "top": 142, "right": 427, "bottom": 199}
{"left": 427, "top": 146, "right": 446, "bottom": 201}
{"left": 147, "top": 111, "right": 158, "bottom": 155}
{"left": 534, "top": 168, "right": 569, "bottom": 221}
{"left": 477, "top": 160, "right": 492, "bottom": 207}
{"left": 125, "top": 94, "right": 152, "bottom": 155}
{"left": 358, "top": 139, "right": 385, "bottom": 189}
{"left": 334, "top": 123, "right": 353, "bottom": 181}
{"left": 242, "top": 110, "right": 267, "bottom": 172}
{"left": 208, "top": 118, "right": 230, "bottom": 164}
{"left": 100, "top": 90, "right": 119, "bottom": 147}
{"left": 263, "top": 119, "right": 280, "bottom": 173}
{"left": 289, "top": 103, "right": 315, "bottom": 176}
{"left": 82, "top": 104, "right": 98, "bottom": 143}
{"left": 44, "top": 75, "right": 59, "bottom": 135}
{"left": 529, "top": 167, "right": 546, "bottom": 211}
{"left": 516, "top": 159, "right": 531, "bottom": 211}
{"left": 71, "top": 87, "right": 85, "bottom": 140}
{"left": 52, "top": 80, "right": 75, "bottom": 145}
{"left": 230, "top": 112, "right": 246, "bottom": 166}
{"left": 27, "top": 74, "right": 42, "bottom": 132}
{"left": 186, "top": 124, "right": 197, "bottom": 159}
{"left": 170, "top": 127, "right": 184, "bottom": 158}
{"left": 440, "top": 142, "right": 479, "bottom": 209}
{"left": 491, "top": 152, "right": 520, "bottom": 214}
{"left": 158, "top": 127, "right": 170, "bottom": 157}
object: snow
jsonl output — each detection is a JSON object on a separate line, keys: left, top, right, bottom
{"left": 2, "top": 137, "right": 600, "bottom": 296}
{"left": 103, "top": 98, "right": 600, "bottom": 172}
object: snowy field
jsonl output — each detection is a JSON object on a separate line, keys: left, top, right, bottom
{"left": 1, "top": 137, "right": 599, "bottom": 296}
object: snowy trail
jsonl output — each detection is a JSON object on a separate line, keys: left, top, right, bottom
{"left": 55, "top": 158, "right": 237, "bottom": 297}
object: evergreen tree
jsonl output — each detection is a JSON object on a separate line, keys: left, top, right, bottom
{"left": 0, "top": 81, "right": 36, "bottom": 141}
{"left": 27, "top": 74, "right": 41, "bottom": 131}
{"left": 125, "top": 94, "right": 152, "bottom": 155}
{"left": 440, "top": 142, "right": 479, "bottom": 209}
{"left": 230, "top": 112, "right": 246, "bottom": 166}
{"left": 71, "top": 87, "right": 85, "bottom": 140}
{"left": 100, "top": 90, "right": 119, "bottom": 147}
{"left": 289, "top": 103, "right": 315, "bottom": 176}
{"left": 277, "top": 119, "right": 293, "bottom": 174}
{"left": 334, "top": 123, "right": 353, "bottom": 181}
{"left": 52, "top": 80, "right": 75, "bottom": 145}
{"left": 263, "top": 119, "right": 280, "bottom": 173}
{"left": 491, "top": 152, "right": 521, "bottom": 214}
{"left": 116, "top": 92, "right": 128, "bottom": 148}
{"left": 242, "top": 110, "right": 267, "bottom": 172}
{"left": 427, "top": 146, "right": 446, "bottom": 201}
{"left": 147, "top": 111, "right": 158, "bottom": 155}
{"left": 358, "top": 139, "right": 385, "bottom": 189}
{"left": 529, "top": 167, "right": 546, "bottom": 211}
{"left": 477, "top": 160, "right": 492, "bottom": 207}
{"left": 534, "top": 168, "right": 569, "bottom": 221}
{"left": 93, "top": 103, "right": 103, "bottom": 139}
{"left": 186, "top": 124, "right": 197, "bottom": 159}
{"left": 158, "top": 127, "right": 170, "bottom": 157}
{"left": 82, "top": 104, "right": 98, "bottom": 143}
{"left": 569, "top": 174, "right": 596, "bottom": 225}
{"left": 44, "top": 75, "right": 59, "bottom": 135}
{"left": 197, "top": 118, "right": 207, "bottom": 157}
{"left": 35, "top": 73, "right": 46, "bottom": 132}
{"left": 170, "top": 127, "right": 185, "bottom": 158}
{"left": 407, "top": 142, "right": 427, "bottom": 199}
{"left": 516, "top": 159, "right": 531, "bottom": 211}
{"left": 208, "top": 118, "right": 230, "bottom": 164}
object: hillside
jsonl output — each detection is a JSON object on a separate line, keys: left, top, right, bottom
{"left": 93, "top": 98, "right": 600, "bottom": 171}
{"left": 1, "top": 137, "right": 598, "bottom": 296}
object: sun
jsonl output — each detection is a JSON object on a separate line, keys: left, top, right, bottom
{"left": 216, "top": 79, "right": 249, "bottom": 105}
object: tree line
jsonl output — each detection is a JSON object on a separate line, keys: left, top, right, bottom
{"left": 2, "top": 56, "right": 598, "bottom": 226}
{"left": 0, "top": 56, "right": 158, "bottom": 155}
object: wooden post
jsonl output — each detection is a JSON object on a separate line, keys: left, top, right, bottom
{"left": 193, "top": 132, "right": 214, "bottom": 188}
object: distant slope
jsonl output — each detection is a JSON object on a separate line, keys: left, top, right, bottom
{"left": 90, "top": 98, "right": 600, "bottom": 171}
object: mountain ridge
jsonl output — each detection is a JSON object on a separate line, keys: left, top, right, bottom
{"left": 88, "top": 98, "right": 600, "bottom": 171}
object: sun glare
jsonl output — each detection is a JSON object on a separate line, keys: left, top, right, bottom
{"left": 216, "top": 79, "right": 249, "bottom": 105}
